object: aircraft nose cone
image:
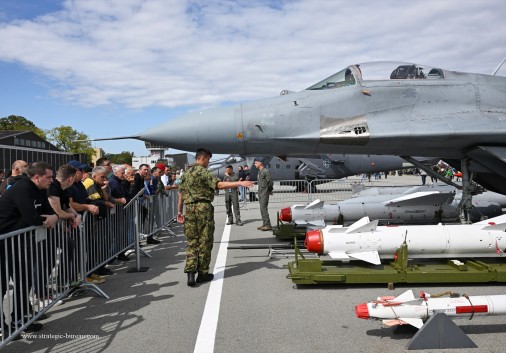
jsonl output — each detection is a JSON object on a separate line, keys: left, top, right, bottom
{"left": 139, "top": 105, "right": 243, "bottom": 154}
{"left": 305, "top": 229, "right": 323, "bottom": 253}
{"left": 355, "top": 303, "right": 370, "bottom": 319}
{"left": 279, "top": 208, "right": 292, "bottom": 222}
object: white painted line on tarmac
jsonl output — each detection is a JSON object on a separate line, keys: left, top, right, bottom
{"left": 193, "top": 221, "right": 231, "bottom": 353}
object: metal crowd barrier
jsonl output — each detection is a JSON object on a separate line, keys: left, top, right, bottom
{"left": 213, "top": 178, "right": 367, "bottom": 206}
{"left": 0, "top": 189, "right": 179, "bottom": 347}
{"left": 1, "top": 222, "right": 80, "bottom": 346}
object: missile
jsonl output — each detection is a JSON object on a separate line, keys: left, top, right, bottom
{"left": 304, "top": 214, "right": 506, "bottom": 265}
{"left": 355, "top": 290, "right": 506, "bottom": 329}
{"left": 280, "top": 189, "right": 506, "bottom": 227}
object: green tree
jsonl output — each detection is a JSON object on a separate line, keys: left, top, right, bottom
{"left": 105, "top": 151, "right": 134, "bottom": 165}
{"left": 46, "top": 125, "right": 96, "bottom": 161}
{"left": 0, "top": 115, "right": 46, "bottom": 138}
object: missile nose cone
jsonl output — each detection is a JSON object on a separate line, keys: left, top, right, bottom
{"left": 305, "top": 229, "right": 323, "bottom": 253}
{"left": 279, "top": 208, "right": 292, "bottom": 222}
{"left": 355, "top": 303, "right": 370, "bottom": 319}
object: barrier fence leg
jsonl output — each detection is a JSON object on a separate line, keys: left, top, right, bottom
{"left": 128, "top": 204, "right": 149, "bottom": 273}
{"left": 70, "top": 218, "right": 109, "bottom": 299}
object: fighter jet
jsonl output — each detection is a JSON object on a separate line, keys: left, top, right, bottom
{"left": 137, "top": 61, "right": 506, "bottom": 214}
{"left": 208, "top": 154, "right": 415, "bottom": 181}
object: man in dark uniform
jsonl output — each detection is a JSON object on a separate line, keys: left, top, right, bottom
{"left": 178, "top": 148, "right": 253, "bottom": 287}
{"left": 224, "top": 165, "right": 242, "bottom": 226}
{"left": 0, "top": 162, "right": 58, "bottom": 334}
{"left": 254, "top": 158, "right": 274, "bottom": 231}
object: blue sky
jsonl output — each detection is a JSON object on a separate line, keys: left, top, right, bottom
{"left": 1, "top": 0, "right": 505, "bottom": 157}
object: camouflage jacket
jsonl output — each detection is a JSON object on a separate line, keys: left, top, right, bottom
{"left": 179, "top": 164, "right": 219, "bottom": 204}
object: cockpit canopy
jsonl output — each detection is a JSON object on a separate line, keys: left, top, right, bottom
{"left": 307, "top": 61, "right": 444, "bottom": 90}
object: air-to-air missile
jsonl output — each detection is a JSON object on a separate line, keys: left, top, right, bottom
{"left": 304, "top": 214, "right": 506, "bottom": 265}
{"left": 355, "top": 289, "right": 506, "bottom": 329}
{"left": 280, "top": 186, "right": 506, "bottom": 227}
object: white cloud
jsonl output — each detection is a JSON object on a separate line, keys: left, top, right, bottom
{"left": 0, "top": 0, "right": 505, "bottom": 110}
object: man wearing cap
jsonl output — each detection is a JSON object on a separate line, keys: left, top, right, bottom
{"left": 178, "top": 148, "right": 254, "bottom": 287}
{"left": 254, "top": 158, "right": 274, "bottom": 231}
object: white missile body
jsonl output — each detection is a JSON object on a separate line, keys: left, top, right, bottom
{"left": 305, "top": 214, "right": 506, "bottom": 265}
{"left": 281, "top": 189, "right": 506, "bottom": 227}
{"left": 356, "top": 290, "right": 506, "bottom": 329}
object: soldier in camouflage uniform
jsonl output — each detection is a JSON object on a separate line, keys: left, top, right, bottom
{"left": 224, "top": 165, "right": 242, "bottom": 226}
{"left": 178, "top": 148, "right": 254, "bottom": 287}
{"left": 254, "top": 158, "right": 274, "bottom": 231}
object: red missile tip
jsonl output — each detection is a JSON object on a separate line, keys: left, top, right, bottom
{"left": 279, "top": 208, "right": 292, "bottom": 222}
{"left": 355, "top": 304, "right": 369, "bottom": 319}
{"left": 305, "top": 229, "right": 323, "bottom": 253}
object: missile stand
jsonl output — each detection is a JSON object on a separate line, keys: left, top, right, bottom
{"left": 286, "top": 239, "right": 506, "bottom": 286}
{"left": 272, "top": 212, "right": 307, "bottom": 241}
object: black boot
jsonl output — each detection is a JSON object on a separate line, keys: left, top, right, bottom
{"left": 187, "top": 272, "right": 196, "bottom": 287}
{"left": 196, "top": 273, "right": 214, "bottom": 283}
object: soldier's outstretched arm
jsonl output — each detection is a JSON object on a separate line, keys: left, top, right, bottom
{"left": 217, "top": 180, "right": 254, "bottom": 190}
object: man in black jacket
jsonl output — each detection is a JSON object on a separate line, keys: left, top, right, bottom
{"left": 0, "top": 162, "right": 58, "bottom": 334}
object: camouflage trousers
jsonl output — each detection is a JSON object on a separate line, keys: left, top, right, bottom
{"left": 184, "top": 203, "right": 215, "bottom": 274}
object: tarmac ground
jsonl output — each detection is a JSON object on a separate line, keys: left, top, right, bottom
{"left": 3, "top": 175, "right": 506, "bottom": 353}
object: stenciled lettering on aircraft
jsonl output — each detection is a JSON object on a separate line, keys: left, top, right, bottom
{"left": 404, "top": 210, "right": 426, "bottom": 214}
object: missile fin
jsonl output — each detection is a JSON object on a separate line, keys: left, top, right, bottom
{"left": 328, "top": 251, "right": 350, "bottom": 260}
{"left": 393, "top": 290, "right": 416, "bottom": 302}
{"left": 304, "top": 199, "right": 324, "bottom": 210}
{"left": 399, "top": 318, "right": 424, "bottom": 329}
{"left": 345, "top": 217, "right": 378, "bottom": 234}
{"left": 481, "top": 222, "right": 506, "bottom": 231}
{"left": 307, "top": 219, "right": 326, "bottom": 227}
{"left": 348, "top": 251, "right": 381, "bottom": 265}
{"left": 383, "top": 192, "right": 454, "bottom": 206}
{"left": 382, "top": 319, "right": 405, "bottom": 327}
{"left": 474, "top": 214, "right": 506, "bottom": 225}
{"left": 294, "top": 220, "right": 308, "bottom": 225}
